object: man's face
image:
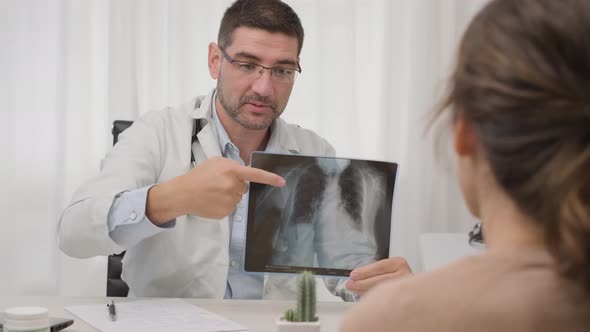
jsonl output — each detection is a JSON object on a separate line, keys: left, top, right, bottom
{"left": 208, "top": 27, "right": 300, "bottom": 130}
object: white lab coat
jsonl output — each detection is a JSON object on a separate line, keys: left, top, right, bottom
{"left": 58, "top": 89, "right": 340, "bottom": 299}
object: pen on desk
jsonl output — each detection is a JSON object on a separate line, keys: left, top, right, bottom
{"left": 107, "top": 300, "right": 117, "bottom": 321}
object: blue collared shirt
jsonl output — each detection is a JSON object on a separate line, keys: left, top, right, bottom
{"left": 210, "top": 97, "right": 282, "bottom": 299}
{"left": 107, "top": 93, "right": 281, "bottom": 299}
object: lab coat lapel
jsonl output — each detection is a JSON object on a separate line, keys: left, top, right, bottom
{"left": 195, "top": 124, "right": 222, "bottom": 160}
{"left": 190, "top": 89, "right": 229, "bottom": 253}
{"left": 191, "top": 89, "right": 222, "bottom": 161}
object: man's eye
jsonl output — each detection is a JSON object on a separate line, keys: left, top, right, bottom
{"left": 238, "top": 63, "right": 257, "bottom": 72}
{"left": 273, "top": 68, "right": 293, "bottom": 77}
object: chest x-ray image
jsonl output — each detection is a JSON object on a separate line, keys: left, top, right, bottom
{"left": 244, "top": 152, "right": 398, "bottom": 277}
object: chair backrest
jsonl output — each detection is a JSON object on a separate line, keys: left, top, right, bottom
{"left": 112, "top": 120, "right": 134, "bottom": 146}
{"left": 106, "top": 120, "right": 133, "bottom": 297}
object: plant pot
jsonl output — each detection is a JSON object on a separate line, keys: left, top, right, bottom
{"left": 276, "top": 317, "right": 321, "bottom": 332}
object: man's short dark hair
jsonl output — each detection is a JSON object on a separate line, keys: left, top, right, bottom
{"left": 218, "top": 0, "right": 304, "bottom": 55}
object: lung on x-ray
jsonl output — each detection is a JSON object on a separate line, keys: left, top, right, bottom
{"left": 244, "top": 152, "right": 398, "bottom": 277}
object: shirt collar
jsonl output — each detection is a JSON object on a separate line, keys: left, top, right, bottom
{"left": 211, "top": 92, "right": 233, "bottom": 155}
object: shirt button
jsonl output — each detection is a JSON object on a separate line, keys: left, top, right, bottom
{"left": 236, "top": 215, "right": 243, "bottom": 222}
{"left": 130, "top": 211, "right": 137, "bottom": 220}
{"left": 230, "top": 260, "right": 239, "bottom": 268}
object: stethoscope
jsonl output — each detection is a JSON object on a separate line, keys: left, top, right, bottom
{"left": 190, "top": 118, "right": 204, "bottom": 168}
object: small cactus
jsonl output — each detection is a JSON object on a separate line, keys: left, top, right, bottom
{"left": 283, "top": 271, "right": 318, "bottom": 322}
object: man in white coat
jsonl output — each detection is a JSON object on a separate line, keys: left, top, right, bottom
{"left": 58, "top": 0, "right": 412, "bottom": 300}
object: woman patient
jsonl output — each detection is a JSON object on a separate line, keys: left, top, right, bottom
{"left": 341, "top": 0, "right": 590, "bottom": 331}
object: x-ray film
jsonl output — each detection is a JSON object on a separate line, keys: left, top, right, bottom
{"left": 244, "top": 152, "right": 398, "bottom": 277}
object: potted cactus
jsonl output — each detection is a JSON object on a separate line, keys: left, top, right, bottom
{"left": 276, "top": 271, "right": 320, "bottom": 332}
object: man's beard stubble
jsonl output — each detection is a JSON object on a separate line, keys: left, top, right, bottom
{"left": 217, "top": 79, "right": 282, "bottom": 130}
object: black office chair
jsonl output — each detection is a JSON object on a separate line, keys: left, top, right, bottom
{"left": 106, "top": 120, "right": 134, "bottom": 297}
{"left": 468, "top": 223, "right": 484, "bottom": 246}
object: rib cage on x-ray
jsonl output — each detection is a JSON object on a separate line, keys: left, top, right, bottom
{"left": 245, "top": 153, "right": 396, "bottom": 275}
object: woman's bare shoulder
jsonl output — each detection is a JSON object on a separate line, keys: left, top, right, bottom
{"left": 339, "top": 254, "right": 495, "bottom": 332}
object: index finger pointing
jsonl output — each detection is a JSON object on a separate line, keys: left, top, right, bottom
{"left": 234, "top": 166, "right": 286, "bottom": 187}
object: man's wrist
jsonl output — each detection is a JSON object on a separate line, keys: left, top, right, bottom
{"left": 146, "top": 179, "right": 185, "bottom": 225}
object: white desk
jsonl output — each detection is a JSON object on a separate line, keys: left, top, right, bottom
{"left": 1, "top": 296, "right": 352, "bottom": 332}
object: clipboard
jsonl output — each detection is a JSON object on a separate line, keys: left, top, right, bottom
{"left": 64, "top": 299, "right": 247, "bottom": 332}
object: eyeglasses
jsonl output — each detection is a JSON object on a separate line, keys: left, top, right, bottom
{"left": 219, "top": 47, "right": 302, "bottom": 83}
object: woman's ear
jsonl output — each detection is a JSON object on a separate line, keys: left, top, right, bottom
{"left": 453, "top": 114, "right": 477, "bottom": 156}
{"left": 208, "top": 43, "right": 221, "bottom": 80}
{"left": 453, "top": 114, "right": 482, "bottom": 218}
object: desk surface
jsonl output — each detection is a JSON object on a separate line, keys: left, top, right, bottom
{"left": 1, "top": 296, "right": 352, "bottom": 332}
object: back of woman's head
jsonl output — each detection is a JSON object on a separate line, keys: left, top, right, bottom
{"left": 440, "top": 0, "right": 590, "bottom": 290}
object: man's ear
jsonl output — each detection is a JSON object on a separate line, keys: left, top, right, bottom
{"left": 453, "top": 114, "right": 477, "bottom": 156}
{"left": 208, "top": 43, "right": 221, "bottom": 80}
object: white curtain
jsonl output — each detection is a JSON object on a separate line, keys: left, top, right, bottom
{"left": 0, "top": 0, "right": 485, "bottom": 296}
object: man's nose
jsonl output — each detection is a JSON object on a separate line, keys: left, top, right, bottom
{"left": 250, "top": 69, "right": 274, "bottom": 96}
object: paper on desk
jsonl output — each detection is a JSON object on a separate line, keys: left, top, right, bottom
{"left": 64, "top": 299, "right": 248, "bottom": 332}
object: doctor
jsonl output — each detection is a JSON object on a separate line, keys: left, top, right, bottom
{"left": 58, "top": 0, "right": 412, "bottom": 300}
